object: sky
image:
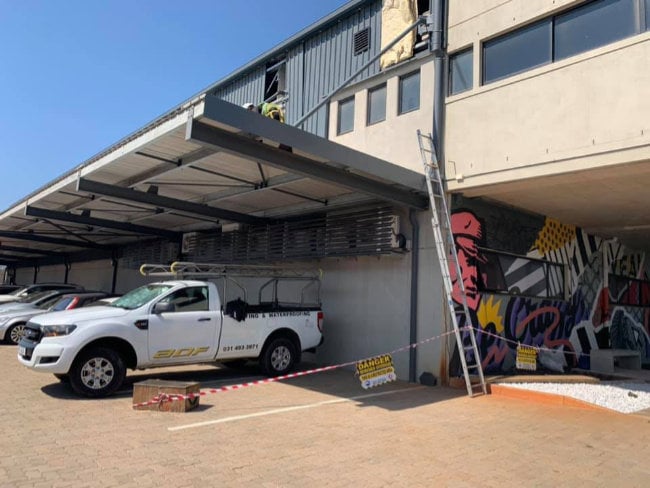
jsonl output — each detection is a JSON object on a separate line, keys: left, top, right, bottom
{"left": 0, "top": 0, "right": 351, "bottom": 210}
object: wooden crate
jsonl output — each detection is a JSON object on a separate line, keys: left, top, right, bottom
{"left": 132, "top": 379, "right": 201, "bottom": 412}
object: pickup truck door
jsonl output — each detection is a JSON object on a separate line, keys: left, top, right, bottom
{"left": 147, "top": 286, "right": 220, "bottom": 365}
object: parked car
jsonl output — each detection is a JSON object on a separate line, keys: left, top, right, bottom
{"left": 0, "top": 285, "right": 21, "bottom": 295}
{"left": 0, "top": 291, "right": 107, "bottom": 345}
{"left": 0, "top": 283, "right": 81, "bottom": 304}
{"left": 0, "top": 288, "right": 84, "bottom": 314}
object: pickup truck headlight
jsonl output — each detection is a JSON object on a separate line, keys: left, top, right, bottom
{"left": 41, "top": 324, "right": 77, "bottom": 337}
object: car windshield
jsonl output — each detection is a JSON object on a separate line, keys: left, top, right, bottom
{"left": 8, "top": 287, "right": 28, "bottom": 296}
{"left": 20, "top": 291, "right": 52, "bottom": 303}
{"left": 109, "top": 284, "right": 174, "bottom": 310}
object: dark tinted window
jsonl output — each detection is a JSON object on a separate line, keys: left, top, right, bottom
{"left": 449, "top": 48, "right": 473, "bottom": 95}
{"left": 479, "top": 250, "right": 565, "bottom": 299}
{"left": 555, "top": 0, "right": 637, "bottom": 60}
{"left": 337, "top": 97, "right": 355, "bottom": 135}
{"left": 160, "top": 286, "right": 209, "bottom": 312}
{"left": 367, "top": 84, "right": 386, "bottom": 125}
{"left": 483, "top": 19, "right": 552, "bottom": 84}
{"left": 51, "top": 297, "right": 74, "bottom": 311}
{"left": 398, "top": 70, "right": 420, "bottom": 114}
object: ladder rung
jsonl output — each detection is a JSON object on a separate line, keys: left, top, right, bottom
{"left": 420, "top": 129, "right": 486, "bottom": 396}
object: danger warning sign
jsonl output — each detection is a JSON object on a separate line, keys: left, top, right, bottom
{"left": 355, "top": 354, "right": 397, "bottom": 389}
{"left": 516, "top": 344, "right": 538, "bottom": 371}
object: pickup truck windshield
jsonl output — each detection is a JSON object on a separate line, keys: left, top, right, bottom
{"left": 110, "top": 284, "right": 174, "bottom": 310}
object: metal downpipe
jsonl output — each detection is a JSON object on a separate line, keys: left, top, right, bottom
{"left": 430, "top": 0, "right": 448, "bottom": 170}
{"left": 409, "top": 208, "right": 420, "bottom": 383}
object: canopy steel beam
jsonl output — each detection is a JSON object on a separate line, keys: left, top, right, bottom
{"left": 186, "top": 118, "right": 428, "bottom": 210}
{"left": 0, "top": 245, "right": 61, "bottom": 256}
{"left": 25, "top": 206, "right": 181, "bottom": 241}
{"left": 77, "top": 178, "right": 267, "bottom": 225}
{"left": 0, "top": 230, "right": 107, "bottom": 249}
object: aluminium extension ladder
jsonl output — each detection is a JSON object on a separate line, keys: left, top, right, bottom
{"left": 417, "top": 130, "right": 487, "bottom": 397}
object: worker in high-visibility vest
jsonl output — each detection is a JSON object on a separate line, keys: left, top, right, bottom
{"left": 243, "top": 101, "right": 291, "bottom": 152}
{"left": 257, "top": 102, "right": 285, "bottom": 123}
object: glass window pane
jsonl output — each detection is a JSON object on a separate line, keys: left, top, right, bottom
{"left": 449, "top": 48, "right": 473, "bottom": 95}
{"left": 337, "top": 97, "right": 354, "bottom": 134}
{"left": 647, "top": 0, "right": 650, "bottom": 30}
{"left": 399, "top": 70, "right": 420, "bottom": 114}
{"left": 367, "top": 84, "right": 386, "bottom": 125}
{"left": 555, "top": 0, "right": 637, "bottom": 61}
{"left": 483, "top": 19, "right": 552, "bottom": 84}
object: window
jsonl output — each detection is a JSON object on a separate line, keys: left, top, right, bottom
{"left": 337, "top": 97, "right": 355, "bottom": 134}
{"left": 160, "top": 286, "right": 209, "bottom": 312}
{"left": 483, "top": 20, "right": 552, "bottom": 84}
{"left": 609, "top": 274, "right": 650, "bottom": 306}
{"left": 555, "top": 0, "right": 637, "bottom": 60}
{"left": 449, "top": 48, "right": 473, "bottom": 95}
{"left": 398, "top": 70, "right": 420, "bottom": 114}
{"left": 478, "top": 250, "right": 565, "bottom": 299}
{"left": 367, "top": 84, "right": 386, "bottom": 125}
{"left": 482, "top": 0, "right": 647, "bottom": 85}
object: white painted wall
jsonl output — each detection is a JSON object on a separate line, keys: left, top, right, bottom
{"left": 67, "top": 260, "right": 114, "bottom": 292}
{"left": 329, "top": 56, "right": 435, "bottom": 173}
{"left": 314, "top": 210, "right": 446, "bottom": 383}
{"left": 446, "top": 0, "right": 650, "bottom": 189}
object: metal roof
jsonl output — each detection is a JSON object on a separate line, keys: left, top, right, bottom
{"left": 0, "top": 95, "right": 427, "bottom": 267}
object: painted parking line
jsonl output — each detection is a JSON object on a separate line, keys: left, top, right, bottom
{"left": 169, "top": 386, "right": 426, "bottom": 431}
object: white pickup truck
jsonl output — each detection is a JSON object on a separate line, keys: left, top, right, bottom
{"left": 18, "top": 279, "right": 323, "bottom": 397}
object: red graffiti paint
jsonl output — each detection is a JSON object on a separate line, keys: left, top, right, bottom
{"left": 450, "top": 211, "right": 487, "bottom": 310}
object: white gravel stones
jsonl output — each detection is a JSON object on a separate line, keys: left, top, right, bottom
{"left": 498, "top": 381, "right": 650, "bottom": 414}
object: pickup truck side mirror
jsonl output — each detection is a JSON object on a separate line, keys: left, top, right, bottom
{"left": 152, "top": 302, "right": 175, "bottom": 314}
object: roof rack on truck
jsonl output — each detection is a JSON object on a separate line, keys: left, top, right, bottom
{"left": 139, "top": 261, "right": 322, "bottom": 308}
{"left": 139, "top": 261, "right": 322, "bottom": 280}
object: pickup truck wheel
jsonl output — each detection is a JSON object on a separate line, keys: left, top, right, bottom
{"left": 69, "top": 347, "right": 126, "bottom": 398}
{"left": 261, "top": 338, "right": 296, "bottom": 376}
{"left": 7, "top": 323, "right": 26, "bottom": 345}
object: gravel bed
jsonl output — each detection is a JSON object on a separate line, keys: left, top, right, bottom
{"left": 498, "top": 381, "right": 650, "bottom": 413}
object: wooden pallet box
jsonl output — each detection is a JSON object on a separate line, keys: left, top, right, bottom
{"left": 132, "top": 379, "right": 200, "bottom": 412}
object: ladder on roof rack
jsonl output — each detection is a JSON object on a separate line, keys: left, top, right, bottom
{"left": 139, "top": 261, "right": 322, "bottom": 280}
{"left": 417, "top": 130, "right": 487, "bottom": 397}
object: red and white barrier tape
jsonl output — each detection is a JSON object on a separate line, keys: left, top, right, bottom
{"left": 133, "top": 329, "right": 456, "bottom": 409}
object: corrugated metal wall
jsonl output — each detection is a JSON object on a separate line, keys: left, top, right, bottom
{"left": 212, "top": 65, "right": 266, "bottom": 108}
{"left": 213, "top": 0, "right": 382, "bottom": 138}
{"left": 289, "top": 0, "right": 382, "bottom": 136}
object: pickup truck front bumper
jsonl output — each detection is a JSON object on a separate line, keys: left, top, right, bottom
{"left": 17, "top": 340, "right": 74, "bottom": 375}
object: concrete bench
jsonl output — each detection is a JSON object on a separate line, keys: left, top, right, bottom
{"left": 590, "top": 348, "right": 641, "bottom": 373}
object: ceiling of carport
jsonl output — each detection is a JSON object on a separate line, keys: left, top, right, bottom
{"left": 459, "top": 158, "right": 650, "bottom": 252}
{"left": 0, "top": 95, "right": 427, "bottom": 267}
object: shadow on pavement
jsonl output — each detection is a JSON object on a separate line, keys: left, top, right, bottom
{"left": 39, "top": 361, "right": 467, "bottom": 411}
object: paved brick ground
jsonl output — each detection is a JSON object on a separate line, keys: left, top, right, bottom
{"left": 1, "top": 346, "right": 648, "bottom": 487}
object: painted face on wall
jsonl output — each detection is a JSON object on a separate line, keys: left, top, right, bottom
{"left": 450, "top": 211, "right": 486, "bottom": 311}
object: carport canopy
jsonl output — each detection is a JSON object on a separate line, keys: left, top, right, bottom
{"left": 0, "top": 95, "right": 427, "bottom": 267}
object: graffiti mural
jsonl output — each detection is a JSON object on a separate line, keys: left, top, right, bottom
{"left": 450, "top": 200, "right": 650, "bottom": 374}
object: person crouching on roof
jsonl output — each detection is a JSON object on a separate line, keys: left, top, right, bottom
{"left": 242, "top": 102, "right": 291, "bottom": 152}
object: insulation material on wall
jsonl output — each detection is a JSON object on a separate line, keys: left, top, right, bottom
{"left": 380, "top": 0, "right": 416, "bottom": 70}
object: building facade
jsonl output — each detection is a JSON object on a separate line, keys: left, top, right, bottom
{"left": 5, "top": 0, "right": 650, "bottom": 381}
